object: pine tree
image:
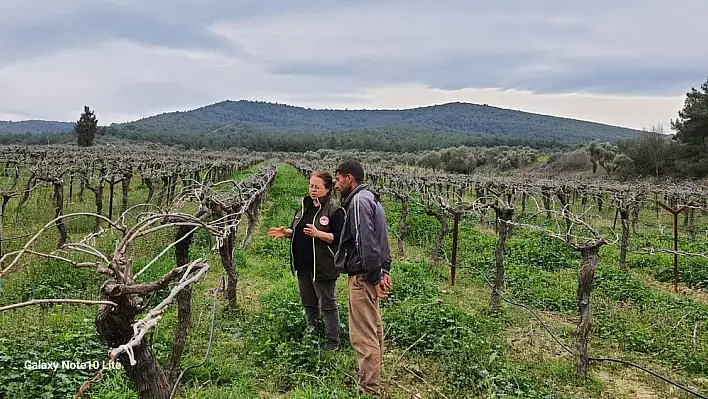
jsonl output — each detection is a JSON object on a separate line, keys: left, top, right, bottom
{"left": 672, "top": 77, "right": 708, "bottom": 149}
{"left": 671, "top": 77, "right": 708, "bottom": 176}
{"left": 74, "top": 105, "right": 98, "bottom": 147}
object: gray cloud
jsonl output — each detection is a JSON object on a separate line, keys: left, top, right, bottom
{"left": 0, "top": 0, "right": 333, "bottom": 62}
{"left": 391, "top": 59, "right": 708, "bottom": 96}
{"left": 521, "top": 65, "right": 707, "bottom": 96}
{"left": 210, "top": 0, "right": 708, "bottom": 96}
{"left": 105, "top": 81, "right": 216, "bottom": 116}
{"left": 0, "top": 0, "right": 706, "bottom": 128}
{"left": 1, "top": 2, "right": 225, "bottom": 61}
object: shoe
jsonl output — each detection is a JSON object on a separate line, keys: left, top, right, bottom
{"left": 324, "top": 342, "right": 340, "bottom": 351}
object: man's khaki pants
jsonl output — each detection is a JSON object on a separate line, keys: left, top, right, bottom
{"left": 348, "top": 274, "right": 384, "bottom": 395}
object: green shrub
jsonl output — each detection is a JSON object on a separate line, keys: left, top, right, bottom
{"left": 380, "top": 261, "right": 442, "bottom": 307}
{"left": 653, "top": 259, "right": 708, "bottom": 290}
{"left": 0, "top": 329, "right": 107, "bottom": 398}
{"left": 506, "top": 235, "right": 580, "bottom": 272}
{"left": 505, "top": 266, "right": 576, "bottom": 313}
{"left": 0, "top": 261, "right": 103, "bottom": 306}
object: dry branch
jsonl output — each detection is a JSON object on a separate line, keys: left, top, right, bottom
{"left": 107, "top": 261, "right": 210, "bottom": 363}
{"left": 0, "top": 299, "right": 117, "bottom": 312}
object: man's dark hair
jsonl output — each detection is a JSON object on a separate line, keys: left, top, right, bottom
{"left": 335, "top": 159, "right": 364, "bottom": 183}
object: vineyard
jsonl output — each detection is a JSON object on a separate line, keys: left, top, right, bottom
{"left": 0, "top": 144, "right": 707, "bottom": 398}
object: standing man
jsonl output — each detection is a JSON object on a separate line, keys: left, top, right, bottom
{"left": 334, "top": 159, "right": 392, "bottom": 396}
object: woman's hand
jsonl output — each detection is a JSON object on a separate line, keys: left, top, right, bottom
{"left": 303, "top": 224, "right": 321, "bottom": 239}
{"left": 305, "top": 224, "right": 335, "bottom": 243}
{"left": 267, "top": 226, "right": 288, "bottom": 238}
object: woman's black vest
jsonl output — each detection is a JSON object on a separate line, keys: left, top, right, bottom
{"left": 289, "top": 195, "right": 341, "bottom": 281}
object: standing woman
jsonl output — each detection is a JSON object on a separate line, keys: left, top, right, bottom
{"left": 267, "top": 170, "right": 345, "bottom": 350}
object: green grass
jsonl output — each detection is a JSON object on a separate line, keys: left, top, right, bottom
{"left": 0, "top": 164, "right": 259, "bottom": 398}
{"left": 2, "top": 162, "right": 708, "bottom": 398}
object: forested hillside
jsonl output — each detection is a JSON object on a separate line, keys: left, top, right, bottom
{"left": 1, "top": 101, "right": 643, "bottom": 151}
{"left": 0, "top": 120, "right": 73, "bottom": 134}
{"left": 104, "top": 100, "right": 640, "bottom": 151}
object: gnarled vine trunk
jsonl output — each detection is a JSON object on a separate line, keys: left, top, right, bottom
{"left": 156, "top": 175, "right": 169, "bottom": 206}
{"left": 490, "top": 208, "right": 513, "bottom": 310}
{"left": 619, "top": 207, "right": 629, "bottom": 270}
{"left": 542, "top": 187, "right": 552, "bottom": 220}
{"left": 14, "top": 173, "right": 36, "bottom": 223}
{"left": 121, "top": 172, "right": 132, "bottom": 214}
{"left": 52, "top": 180, "right": 68, "bottom": 248}
{"left": 427, "top": 210, "right": 448, "bottom": 267}
{"left": 96, "top": 292, "right": 171, "bottom": 399}
{"left": 142, "top": 177, "right": 155, "bottom": 204}
{"left": 631, "top": 200, "right": 640, "bottom": 233}
{"left": 242, "top": 209, "right": 256, "bottom": 248}
{"left": 574, "top": 243, "right": 603, "bottom": 378}
{"left": 167, "top": 225, "right": 195, "bottom": 383}
{"left": 397, "top": 196, "right": 409, "bottom": 257}
{"left": 0, "top": 193, "right": 16, "bottom": 257}
{"left": 219, "top": 227, "right": 238, "bottom": 306}
{"left": 84, "top": 179, "right": 105, "bottom": 233}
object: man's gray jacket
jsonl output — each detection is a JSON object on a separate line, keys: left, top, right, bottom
{"left": 334, "top": 184, "right": 391, "bottom": 284}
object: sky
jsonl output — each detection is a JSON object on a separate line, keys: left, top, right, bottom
{"left": 1, "top": 0, "right": 706, "bottom": 130}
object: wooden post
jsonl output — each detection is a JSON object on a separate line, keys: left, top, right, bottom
{"left": 450, "top": 212, "right": 461, "bottom": 287}
{"left": 619, "top": 206, "right": 629, "bottom": 270}
{"left": 674, "top": 212, "right": 680, "bottom": 291}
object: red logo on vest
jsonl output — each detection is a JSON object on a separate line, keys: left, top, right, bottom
{"left": 319, "top": 216, "right": 329, "bottom": 226}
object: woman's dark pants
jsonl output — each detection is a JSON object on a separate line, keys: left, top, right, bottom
{"left": 297, "top": 272, "right": 341, "bottom": 350}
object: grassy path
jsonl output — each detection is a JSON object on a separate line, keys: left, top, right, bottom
{"left": 165, "top": 163, "right": 707, "bottom": 398}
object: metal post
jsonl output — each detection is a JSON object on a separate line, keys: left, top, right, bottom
{"left": 658, "top": 200, "right": 688, "bottom": 293}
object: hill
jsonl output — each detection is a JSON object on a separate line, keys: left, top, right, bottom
{"left": 0, "top": 120, "right": 74, "bottom": 134}
{"left": 105, "top": 100, "right": 641, "bottom": 151}
{"left": 0, "top": 101, "right": 643, "bottom": 151}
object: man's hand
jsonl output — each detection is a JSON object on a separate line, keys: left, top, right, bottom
{"left": 375, "top": 275, "right": 392, "bottom": 298}
{"left": 267, "top": 226, "right": 287, "bottom": 239}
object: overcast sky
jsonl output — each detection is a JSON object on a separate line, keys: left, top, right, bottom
{"left": 1, "top": 0, "right": 706, "bottom": 130}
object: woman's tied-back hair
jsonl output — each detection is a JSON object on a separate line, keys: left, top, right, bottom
{"left": 312, "top": 170, "right": 334, "bottom": 195}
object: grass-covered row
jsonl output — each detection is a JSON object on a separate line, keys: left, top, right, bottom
{"left": 1, "top": 163, "right": 707, "bottom": 398}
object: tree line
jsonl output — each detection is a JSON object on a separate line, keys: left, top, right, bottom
{"left": 4, "top": 75, "right": 706, "bottom": 178}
